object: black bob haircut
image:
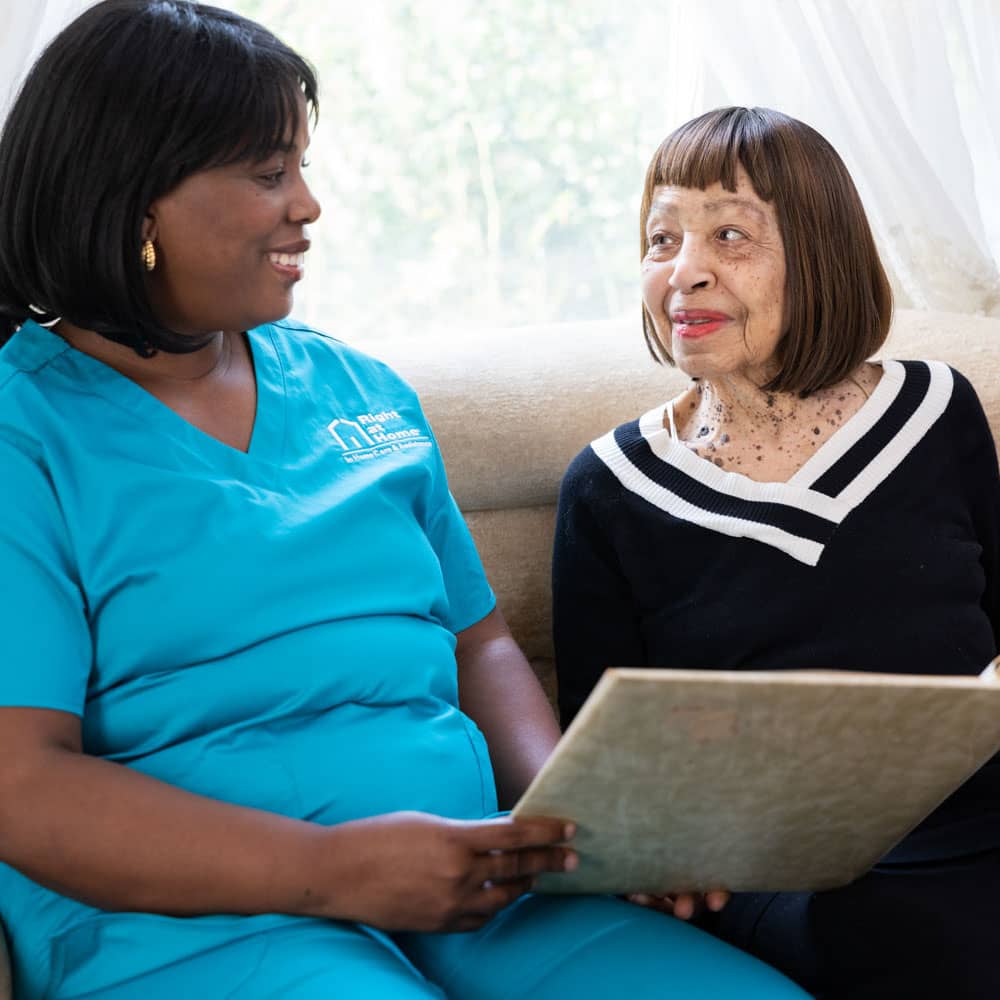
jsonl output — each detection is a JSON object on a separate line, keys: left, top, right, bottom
{"left": 0, "top": 0, "right": 318, "bottom": 355}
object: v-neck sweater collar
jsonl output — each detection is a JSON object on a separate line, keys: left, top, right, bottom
{"left": 591, "top": 360, "right": 954, "bottom": 565}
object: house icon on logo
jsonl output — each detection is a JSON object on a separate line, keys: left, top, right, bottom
{"left": 327, "top": 418, "right": 374, "bottom": 451}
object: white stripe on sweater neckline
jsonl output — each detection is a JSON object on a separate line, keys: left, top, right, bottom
{"left": 593, "top": 360, "right": 953, "bottom": 565}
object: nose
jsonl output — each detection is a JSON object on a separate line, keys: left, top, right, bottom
{"left": 290, "top": 173, "right": 322, "bottom": 225}
{"left": 668, "top": 236, "right": 715, "bottom": 293}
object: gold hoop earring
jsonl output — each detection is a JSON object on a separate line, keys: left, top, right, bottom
{"left": 141, "top": 239, "right": 157, "bottom": 272}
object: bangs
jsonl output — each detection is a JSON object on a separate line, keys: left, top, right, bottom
{"left": 204, "top": 63, "right": 319, "bottom": 169}
{"left": 648, "top": 108, "right": 778, "bottom": 202}
{"left": 149, "top": 4, "right": 320, "bottom": 185}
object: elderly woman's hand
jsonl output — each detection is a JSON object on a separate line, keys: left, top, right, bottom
{"left": 626, "top": 890, "right": 730, "bottom": 921}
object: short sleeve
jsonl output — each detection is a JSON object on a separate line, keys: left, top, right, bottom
{"left": 553, "top": 447, "right": 646, "bottom": 726}
{"left": 421, "top": 423, "right": 496, "bottom": 636}
{"left": 0, "top": 433, "right": 91, "bottom": 713}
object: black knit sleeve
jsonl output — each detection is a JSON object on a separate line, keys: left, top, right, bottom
{"left": 952, "top": 369, "right": 1000, "bottom": 652}
{"left": 552, "top": 446, "right": 646, "bottom": 728}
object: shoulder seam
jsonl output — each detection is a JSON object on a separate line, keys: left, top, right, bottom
{"left": 0, "top": 336, "right": 75, "bottom": 398}
{"left": 268, "top": 318, "right": 346, "bottom": 347}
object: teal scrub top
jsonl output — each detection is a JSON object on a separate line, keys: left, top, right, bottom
{"left": 0, "top": 318, "right": 497, "bottom": 995}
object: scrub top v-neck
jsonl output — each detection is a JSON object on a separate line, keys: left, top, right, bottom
{"left": 52, "top": 324, "right": 288, "bottom": 479}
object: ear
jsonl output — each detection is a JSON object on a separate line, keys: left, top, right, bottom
{"left": 141, "top": 210, "right": 158, "bottom": 243}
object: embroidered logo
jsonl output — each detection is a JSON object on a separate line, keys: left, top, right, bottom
{"left": 327, "top": 410, "right": 431, "bottom": 463}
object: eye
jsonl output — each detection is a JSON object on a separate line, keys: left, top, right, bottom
{"left": 648, "top": 232, "right": 676, "bottom": 248}
{"left": 257, "top": 169, "right": 286, "bottom": 187}
{"left": 718, "top": 227, "right": 746, "bottom": 242}
{"left": 301, "top": 157, "right": 311, "bottom": 169}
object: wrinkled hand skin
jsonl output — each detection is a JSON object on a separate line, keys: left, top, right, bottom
{"left": 326, "top": 812, "right": 578, "bottom": 933}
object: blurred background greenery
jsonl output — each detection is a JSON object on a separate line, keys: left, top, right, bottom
{"left": 216, "top": 1, "right": 1000, "bottom": 337}
{"left": 219, "top": 0, "right": 665, "bottom": 340}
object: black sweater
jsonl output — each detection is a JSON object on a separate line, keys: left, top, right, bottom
{"left": 553, "top": 360, "right": 1000, "bottom": 860}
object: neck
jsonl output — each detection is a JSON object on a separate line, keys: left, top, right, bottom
{"left": 669, "top": 364, "right": 880, "bottom": 479}
{"left": 692, "top": 373, "right": 805, "bottom": 442}
{"left": 55, "top": 321, "right": 232, "bottom": 384}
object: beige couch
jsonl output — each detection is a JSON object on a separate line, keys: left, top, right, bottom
{"left": 382, "top": 308, "right": 1000, "bottom": 706}
{"left": 1, "top": 308, "right": 998, "bottom": 997}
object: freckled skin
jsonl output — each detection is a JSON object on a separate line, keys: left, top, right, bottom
{"left": 642, "top": 168, "right": 882, "bottom": 482}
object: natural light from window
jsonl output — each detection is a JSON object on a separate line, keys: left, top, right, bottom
{"left": 214, "top": 0, "right": 999, "bottom": 339}
{"left": 211, "top": 1, "right": 710, "bottom": 341}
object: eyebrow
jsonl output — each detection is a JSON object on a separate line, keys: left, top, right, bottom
{"left": 701, "top": 197, "right": 767, "bottom": 222}
{"left": 647, "top": 196, "right": 768, "bottom": 225}
{"left": 249, "top": 137, "right": 310, "bottom": 164}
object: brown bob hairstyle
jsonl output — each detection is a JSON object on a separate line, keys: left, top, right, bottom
{"left": 639, "top": 107, "right": 893, "bottom": 396}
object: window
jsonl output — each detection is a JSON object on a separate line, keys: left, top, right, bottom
{"left": 218, "top": 0, "right": 679, "bottom": 341}
{"left": 14, "top": 1, "right": 990, "bottom": 339}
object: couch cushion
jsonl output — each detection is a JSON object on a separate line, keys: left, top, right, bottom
{"left": 464, "top": 503, "right": 557, "bottom": 662}
{"left": 380, "top": 308, "right": 1000, "bottom": 692}
{"left": 376, "top": 309, "right": 1000, "bottom": 514}
{"left": 376, "top": 319, "right": 685, "bottom": 511}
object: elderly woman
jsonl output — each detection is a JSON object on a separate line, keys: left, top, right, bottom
{"left": 553, "top": 106, "right": 1000, "bottom": 999}
{"left": 0, "top": 5, "right": 810, "bottom": 999}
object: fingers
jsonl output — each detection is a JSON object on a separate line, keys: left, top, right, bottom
{"left": 481, "top": 844, "right": 578, "bottom": 883}
{"left": 462, "top": 815, "right": 575, "bottom": 852}
{"left": 441, "top": 876, "right": 537, "bottom": 933}
{"left": 670, "top": 892, "right": 728, "bottom": 920}
{"left": 626, "top": 890, "right": 730, "bottom": 919}
{"left": 705, "top": 889, "right": 730, "bottom": 912}
{"left": 474, "top": 875, "right": 535, "bottom": 912}
{"left": 627, "top": 892, "right": 676, "bottom": 914}
{"left": 465, "top": 817, "right": 578, "bottom": 883}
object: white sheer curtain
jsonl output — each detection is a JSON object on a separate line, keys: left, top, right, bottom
{"left": 3, "top": 0, "right": 998, "bottom": 323}
{"left": 0, "top": 0, "right": 91, "bottom": 115}
{"left": 652, "top": 0, "right": 1000, "bottom": 315}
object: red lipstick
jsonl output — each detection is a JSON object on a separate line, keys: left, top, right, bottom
{"left": 671, "top": 309, "right": 731, "bottom": 339}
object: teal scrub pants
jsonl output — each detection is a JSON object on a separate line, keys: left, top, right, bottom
{"left": 57, "top": 895, "right": 807, "bottom": 998}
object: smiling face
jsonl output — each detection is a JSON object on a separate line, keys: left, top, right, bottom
{"left": 142, "top": 99, "right": 321, "bottom": 338}
{"left": 642, "top": 168, "right": 787, "bottom": 386}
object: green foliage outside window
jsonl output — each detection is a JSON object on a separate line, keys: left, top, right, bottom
{"left": 224, "top": 0, "right": 660, "bottom": 339}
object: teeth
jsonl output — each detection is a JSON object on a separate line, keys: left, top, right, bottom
{"left": 268, "top": 252, "right": 305, "bottom": 268}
